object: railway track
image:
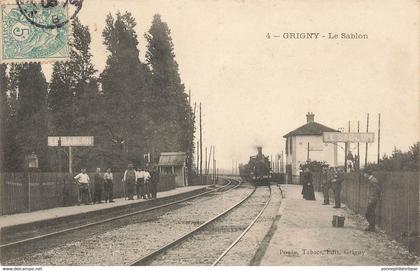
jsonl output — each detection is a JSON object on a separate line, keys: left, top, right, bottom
{"left": 0, "top": 178, "right": 241, "bottom": 252}
{"left": 129, "top": 184, "right": 272, "bottom": 266}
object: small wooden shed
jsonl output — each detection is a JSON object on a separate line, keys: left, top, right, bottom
{"left": 158, "top": 152, "right": 188, "bottom": 187}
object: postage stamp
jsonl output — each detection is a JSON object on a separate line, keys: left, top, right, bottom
{"left": 0, "top": 2, "right": 71, "bottom": 63}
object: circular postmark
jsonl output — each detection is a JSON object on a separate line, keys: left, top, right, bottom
{"left": 16, "top": 0, "right": 83, "bottom": 29}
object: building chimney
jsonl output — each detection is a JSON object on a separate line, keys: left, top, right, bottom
{"left": 257, "top": 146, "right": 263, "bottom": 158}
{"left": 306, "top": 112, "right": 315, "bottom": 123}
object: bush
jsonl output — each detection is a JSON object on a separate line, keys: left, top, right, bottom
{"left": 365, "top": 142, "right": 419, "bottom": 172}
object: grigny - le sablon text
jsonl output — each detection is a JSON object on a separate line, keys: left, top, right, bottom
{"left": 280, "top": 32, "right": 369, "bottom": 39}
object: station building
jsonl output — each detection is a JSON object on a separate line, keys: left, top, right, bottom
{"left": 283, "top": 113, "right": 338, "bottom": 182}
{"left": 158, "top": 152, "right": 188, "bottom": 187}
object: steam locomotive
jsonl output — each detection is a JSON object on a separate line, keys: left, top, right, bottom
{"left": 239, "top": 147, "right": 271, "bottom": 186}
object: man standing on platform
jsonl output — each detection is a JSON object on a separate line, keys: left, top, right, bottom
{"left": 104, "top": 167, "right": 115, "bottom": 203}
{"left": 136, "top": 167, "right": 145, "bottom": 199}
{"left": 74, "top": 168, "right": 91, "bottom": 205}
{"left": 364, "top": 169, "right": 382, "bottom": 232}
{"left": 149, "top": 166, "right": 159, "bottom": 199}
{"left": 144, "top": 168, "right": 152, "bottom": 199}
{"left": 322, "top": 167, "right": 334, "bottom": 205}
{"left": 123, "top": 164, "right": 136, "bottom": 200}
{"left": 331, "top": 168, "right": 343, "bottom": 208}
{"left": 93, "top": 168, "right": 104, "bottom": 204}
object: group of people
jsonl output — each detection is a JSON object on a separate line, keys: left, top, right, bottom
{"left": 73, "top": 163, "right": 159, "bottom": 205}
{"left": 122, "top": 164, "right": 159, "bottom": 200}
{"left": 301, "top": 167, "right": 382, "bottom": 232}
{"left": 73, "top": 167, "right": 115, "bottom": 205}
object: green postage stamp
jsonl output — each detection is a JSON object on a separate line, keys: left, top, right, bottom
{"left": 0, "top": 2, "right": 70, "bottom": 63}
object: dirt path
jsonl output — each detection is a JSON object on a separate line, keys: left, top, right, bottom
{"left": 260, "top": 185, "right": 417, "bottom": 266}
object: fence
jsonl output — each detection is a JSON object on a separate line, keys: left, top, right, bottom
{"left": 311, "top": 171, "right": 419, "bottom": 255}
{"left": 0, "top": 172, "right": 176, "bottom": 215}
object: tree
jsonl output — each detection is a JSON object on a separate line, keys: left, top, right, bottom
{"left": 300, "top": 160, "right": 330, "bottom": 172}
{"left": 100, "top": 12, "right": 151, "bottom": 169}
{"left": 0, "top": 64, "right": 8, "bottom": 171}
{"left": 49, "top": 18, "right": 98, "bottom": 135}
{"left": 145, "top": 14, "right": 195, "bottom": 175}
{"left": 48, "top": 18, "right": 101, "bottom": 171}
{"left": 366, "top": 142, "right": 419, "bottom": 172}
{"left": 14, "top": 63, "right": 49, "bottom": 171}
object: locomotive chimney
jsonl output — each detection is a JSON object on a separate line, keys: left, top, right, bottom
{"left": 306, "top": 112, "right": 315, "bottom": 123}
{"left": 257, "top": 146, "right": 263, "bottom": 158}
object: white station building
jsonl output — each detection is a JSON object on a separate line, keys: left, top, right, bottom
{"left": 283, "top": 113, "right": 338, "bottom": 179}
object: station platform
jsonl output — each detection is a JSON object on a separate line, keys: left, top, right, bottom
{"left": 260, "top": 185, "right": 417, "bottom": 266}
{"left": 0, "top": 185, "right": 208, "bottom": 239}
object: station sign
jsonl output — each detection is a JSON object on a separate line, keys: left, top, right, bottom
{"left": 323, "top": 132, "right": 375, "bottom": 143}
{"left": 48, "top": 136, "right": 94, "bottom": 147}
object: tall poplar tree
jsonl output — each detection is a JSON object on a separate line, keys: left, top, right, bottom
{"left": 49, "top": 18, "right": 98, "bottom": 135}
{"left": 0, "top": 64, "right": 8, "bottom": 171}
{"left": 14, "top": 63, "right": 49, "bottom": 170}
{"left": 100, "top": 12, "right": 151, "bottom": 169}
{"left": 145, "top": 14, "right": 195, "bottom": 175}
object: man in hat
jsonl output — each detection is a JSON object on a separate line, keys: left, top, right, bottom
{"left": 331, "top": 168, "right": 343, "bottom": 208}
{"left": 364, "top": 169, "right": 381, "bottom": 231}
{"left": 74, "top": 168, "right": 91, "bottom": 205}
{"left": 103, "top": 167, "right": 115, "bottom": 203}
{"left": 149, "top": 166, "right": 159, "bottom": 199}
{"left": 93, "top": 168, "right": 104, "bottom": 204}
{"left": 322, "top": 167, "right": 334, "bottom": 205}
{"left": 143, "top": 168, "right": 152, "bottom": 199}
{"left": 136, "top": 167, "right": 145, "bottom": 199}
{"left": 123, "top": 164, "right": 136, "bottom": 200}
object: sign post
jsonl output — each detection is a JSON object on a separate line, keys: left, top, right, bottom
{"left": 48, "top": 136, "right": 94, "bottom": 173}
{"left": 323, "top": 132, "right": 375, "bottom": 171}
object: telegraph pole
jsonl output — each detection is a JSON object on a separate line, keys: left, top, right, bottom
{"left": 213, "top": 146, "right": 216, "bottom": 184}
{"left": 364, "top": 113, "right": 369, "bottom": 168}
{"left": 205, "top": 146, "right": 207, "bottom": 178}
{"left": 196, "top": 141, "right": 199, "bottom": 172}
{"left": 199, "top": 103, "right": 203, "bottom": 181}
{"left": 344, "top": 121, "right": 350, "bottom": 172}
{"left": 207, "top": 146, "right": 212, "bottom": 176}
{"left": 307, "top": 142, "right": 310, "bottom": 162}
{"left": 377, "top": 113, "right": 381, "bottom": 164}
{"left": 357, "top": 120, "right": 360, "bottom": 171}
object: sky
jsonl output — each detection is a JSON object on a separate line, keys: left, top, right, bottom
{"left": 42, "top": 0, "right": 419, "bottom": 171}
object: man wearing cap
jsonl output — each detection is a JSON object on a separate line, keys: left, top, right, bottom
{"left": 74, "top": 168, "right": 91, "bottom": 205}
{"left": 364, "top": 170, "right": 381, "bottom": 231}
{"left": 123, "top": 164, "right": 136, "bottom": 200}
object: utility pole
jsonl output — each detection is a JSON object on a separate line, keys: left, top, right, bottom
{"left": 281, "top": 151, "right": 284, "bottom": 173}
{"left": 364, "top": 113, "right": 369, "bottom": 168}
{"left": 196, "top": 141, "right": 199, "bottom": 172}
{"left": 344, "top": 121, "right": 350, "bottom": 172}
{"left": 307, "top": 142, "right": 310, "bottom": 162}
{"left": 199, "top": 103, "right": 203, "bottom": 181}
{"left": 205, "top": 147, "right": 207, "bottom": 180}
{"left": 357, "top": 120, "right": 360, "bottom": 171}
{"left": 208, "top": 146, "right": 212, "bottom": 176}
{"left": 377, "top": 113, "right": 381, "bottom": 164}
{"left": 213, "top": 146, "right": 216, "bottom": 184}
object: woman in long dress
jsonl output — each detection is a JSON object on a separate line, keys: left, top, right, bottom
{"left": 301, "top": 168, "right": 316, "bottom": 200}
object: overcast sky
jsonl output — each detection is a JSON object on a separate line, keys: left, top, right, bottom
{"left": 43, "top": 0, "right": 419, "bottom": 170}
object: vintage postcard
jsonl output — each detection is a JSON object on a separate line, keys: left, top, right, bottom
{"left": 0, "top": 0, "right": 418, "bottom": 269}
